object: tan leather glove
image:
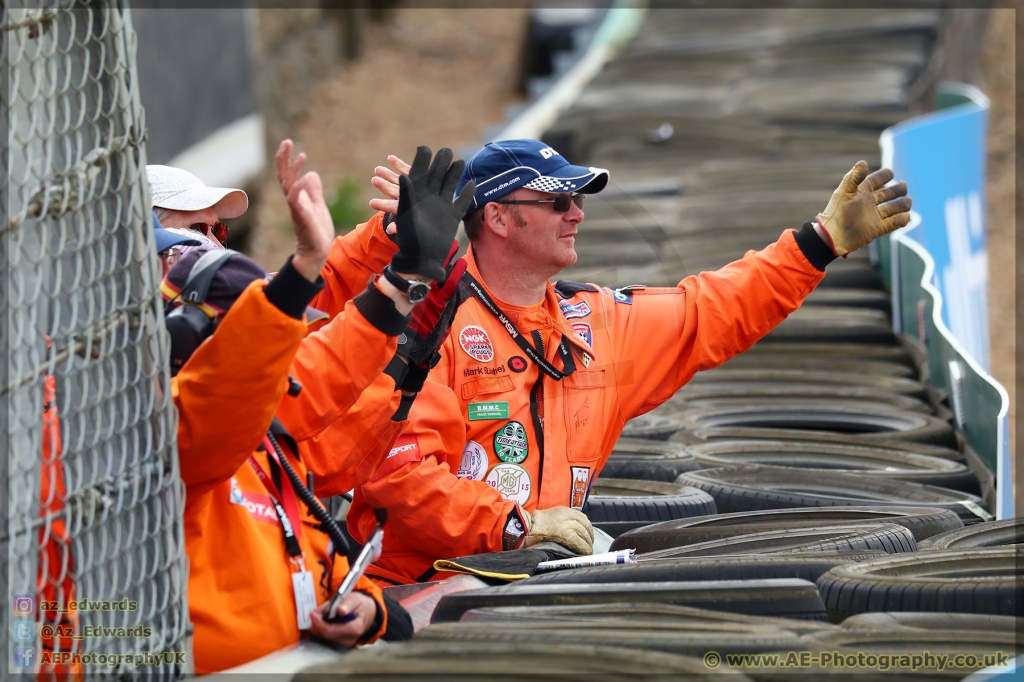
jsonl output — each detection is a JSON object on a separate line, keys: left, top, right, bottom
{"left": 521, "top": 506, "right": 594, "bottom": 556}
{"left": 816, "top": 160, "right": 913, "bottom": 256}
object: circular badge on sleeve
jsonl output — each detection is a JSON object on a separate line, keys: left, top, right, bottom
{"left": 493, "top": 421, "right": 528, "bottom": 464}
{"left": 485, "top": 463, "right": 532, "bottom": 505}
{"left": 456, "top": 440, "right": 489, "bottom": 481}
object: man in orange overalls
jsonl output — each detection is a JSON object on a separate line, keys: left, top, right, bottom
{"left": 331, "top": 139, "right": 913, "bottom": 586}
{"left": 168, "top": 147, "right": 473, "bottom": 671}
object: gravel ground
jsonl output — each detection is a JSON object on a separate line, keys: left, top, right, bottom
{"left": 975, "top": 9, "right": 1016, "bottom": 507}
{"left": 247, "top": 7, "right": 528, "bottom": 271}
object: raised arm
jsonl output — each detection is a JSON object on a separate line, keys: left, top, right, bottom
{"left": 173, "top": 275, "right": 312, "bottom": 497}
{"left": 614, "top": 160, "right": 912, "bottom": 418}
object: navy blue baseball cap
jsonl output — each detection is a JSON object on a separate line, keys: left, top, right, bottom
{"left": 153, "top": 211, "right": 201, "bottom": 254}
{"left": 457, "top": 139, "right": 609, "bottom": 213}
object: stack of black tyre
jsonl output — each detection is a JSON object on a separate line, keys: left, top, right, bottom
{"left": 301, "top": 7, "right": 1021, "bottom": 680}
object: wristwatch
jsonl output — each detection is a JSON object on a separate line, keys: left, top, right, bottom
{"left": 382, "top": 265, "right": 431, "bottom": 304}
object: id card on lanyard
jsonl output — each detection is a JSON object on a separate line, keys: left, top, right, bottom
{"left": 254, "top": 436, "right": 315, "bottom": 630}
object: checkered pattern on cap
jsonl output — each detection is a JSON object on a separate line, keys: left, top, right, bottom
{"left": 524, "top": 176, "right": 584, "bottom": 193}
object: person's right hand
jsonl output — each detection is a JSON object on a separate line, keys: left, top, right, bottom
{"left": 521, "top": 506, "right": 594, "bottom": 555}
{"left": 391, "top": 147, "right": 475, "bottom": 283}
{"left": 309, "top": 591, "right": 377, "bottom": 649}
{"left": 816, "top": 160, "right": 913, "bottom": 256}
{"left": 369, "top": 154, "right": 410, "bottom": 218}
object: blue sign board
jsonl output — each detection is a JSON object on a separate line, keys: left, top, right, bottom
{"left": 880, "top": 83, "right": 990, "bottom": 370}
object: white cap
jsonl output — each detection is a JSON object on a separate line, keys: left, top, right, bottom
{"left": 146, "top": 165, "right": 248, "bottom": 219}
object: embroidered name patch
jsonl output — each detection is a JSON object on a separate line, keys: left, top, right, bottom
{"left": 468, "top": 402, "right": 510, "bottom": 421}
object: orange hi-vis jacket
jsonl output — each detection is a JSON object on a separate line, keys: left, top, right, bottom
{"left": 293, "top": 212, "right": 413, "bottom": 498}
{"left": 38, "top": 375, "right": 80, "bottom": 678}
{"left": 173, "top": 261, "right": 413, "bottom": 673}
{"left": 345, "top": 224, "right": 834, "bottom": 584}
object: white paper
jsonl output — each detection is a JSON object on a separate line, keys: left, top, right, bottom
{"left": 535, "top": 549, "right": 636, "bottom": 573}
{"left": 292, "top": 570, "right": 317, "bottom": 630}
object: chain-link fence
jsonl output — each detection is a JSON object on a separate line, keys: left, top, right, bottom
{"left": 3, "top": 1, "right": 189, "bottom": 677}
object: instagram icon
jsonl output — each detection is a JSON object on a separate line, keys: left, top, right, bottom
{"left": 12, "top": 595, "right": 35, "bottom": 616}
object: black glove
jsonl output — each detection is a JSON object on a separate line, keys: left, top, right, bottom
{"left": 391, "top": 146, "right": 476, "bottom": 282}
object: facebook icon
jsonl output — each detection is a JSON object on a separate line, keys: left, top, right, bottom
{"left": 14, "top": 646, "right": 35, "bottom": 668}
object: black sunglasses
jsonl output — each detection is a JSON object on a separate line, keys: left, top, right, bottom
{"left": 496, "top": 193, "right": 584, "bottom": 213}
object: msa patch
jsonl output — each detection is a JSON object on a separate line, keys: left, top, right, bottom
{"left": 486, "top": 463, "right": 532, "bottom": 505}
{"left": 570, "top": 466, "right": 591, "bottom": 511}
{"left": 494, "top": 421, "right": 528, "bottom": 464}
{"left": 571, "top": 322, "right": 592, "bottom": 347}
{"left": 372, "top": 435, "right": 421, "bottom": 481}
{"left": 468, "top": 402, "right": 509, "bottom": 421}
{"left": 559, "top": 300, "right": 592, "bottom": 320}
{"left": 459, "top": 325, "right": 494, "bottom": 362}
{"left": 457, "top": 440, "right": 488, "bottom": 481}
{"left": 612, "top": 289, "right": 633, "bottom": 305}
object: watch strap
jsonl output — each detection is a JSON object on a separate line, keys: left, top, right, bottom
{"left": 382, "top": 264, "right": 411, "bottom": 293}
{"left": 502, "top": 504, "right": 530, "bottom": 551}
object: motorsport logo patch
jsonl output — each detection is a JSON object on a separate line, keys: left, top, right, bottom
{"left": 612, "top": 289, "right": 632, "bottom": 305}
{"left": 570, "top": 466, "right": 591, "bottom": 510}
{"left": 559, "top": 300, "right": 592, "bottom": 320}
{"left": 372, "top": 435, "right": 421, "bottom": 481}
{"left": 494, "top": 421, "right": 528, "bottom": 464}
{"left": 457, "top": 440, "right": 489, "bottom": 481}
{"left": 486, "top": 463, "right": 532, "bottom": 505}
{"left": 571, "top": 322, "right": 592, "bottom": 347}
{"left": 459, "top": 325, "right": 494, "bottom": 362}
{"left": 229, "top": 478, "right": 279, "bottom": 525}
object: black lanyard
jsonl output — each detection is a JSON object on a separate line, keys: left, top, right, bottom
{"left": 462, "top": 272, "right": 576, "bottom": 381}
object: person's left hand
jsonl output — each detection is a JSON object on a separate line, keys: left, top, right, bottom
{"left": 287, "top": 171, "right": 335, "bottom": 283}
{"left": 276, "top": 139, "right": 307, "bottom": 197}
{"left": 309, "top": 591, "right": 377, "bottom": 649}
{"left": 815, "top": 161, "right": 913, "bottom": 256}
{"left": 369, "top": 155, "right": 411, "bottom": 233}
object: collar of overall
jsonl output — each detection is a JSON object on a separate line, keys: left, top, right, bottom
{"left": 461, "top": 272, "right": 576, "bottom": 381}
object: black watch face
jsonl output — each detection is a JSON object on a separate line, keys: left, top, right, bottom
{"left": 407, "top": 281, "right": 431, "bottom": 304}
